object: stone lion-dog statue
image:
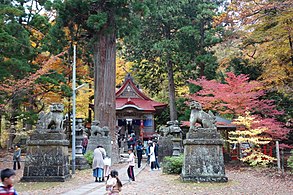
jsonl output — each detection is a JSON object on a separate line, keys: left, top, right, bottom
{"left": 90, "top": 120, "right": 109, "bottom": 137}
{"left": 37, "top": 103, "right": 64, "bottom": 131}
{"left": 189, "top": 101, "right": 216, "bottom": 130}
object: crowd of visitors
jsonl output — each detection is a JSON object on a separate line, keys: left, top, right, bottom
{"left": 82, "top": 128, "right": 160, "bottom": 195}
{"left": 89, "top": 135, "right": 161, "bottom": 194}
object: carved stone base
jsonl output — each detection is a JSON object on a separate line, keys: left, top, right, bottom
{"left": 75, "top": 155, "right": 90, "bottom": 170}
{"left": 21, "top": 132, "right": 71, "bottom": 182}
{"left": 181, "top": 128, "right": 228, "bottom": 183}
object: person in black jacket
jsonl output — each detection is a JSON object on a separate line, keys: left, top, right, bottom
{"left": 153, "top": 140, "right": 160, "bottom": 170}
{"left": 136, "top": 140, "right": 144, "bottom": 168}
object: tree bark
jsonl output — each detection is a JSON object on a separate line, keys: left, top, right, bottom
{"left": 164, "top": 24, "right": 178, "bottom": 121}
{"left": 166, "top": 59, "right": 177, "bottom": 121}
{"left": 93, "top": 32, "right": 118, "bottom": 162}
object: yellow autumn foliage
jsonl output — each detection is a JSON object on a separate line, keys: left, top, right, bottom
{"left": 229, "top": 111, "right": 274, "bottom": 166}
{"left": 116, "top": 57, "right": 133, "bottom": 86}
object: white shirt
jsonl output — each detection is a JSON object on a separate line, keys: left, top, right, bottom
{"left": 149, "top": 145, "right": 156, "bottom": 162}
{"left": 127, "top": 152, "right": 135, "bottom": 166}
{"left": 104, "top": 157, "right": 111, "bottom": 166}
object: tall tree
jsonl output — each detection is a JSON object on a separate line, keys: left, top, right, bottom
{"left": 0, "top": 0, "right": 35, "bottom": 146}
{"left": 123, "top": 0, "right": 224, "bottom": 121}
{"left": 0, "top": 0, "right": 72, "bottom": 147}
{"left": 53, "top": 0, "right": 147, "bottom": 160}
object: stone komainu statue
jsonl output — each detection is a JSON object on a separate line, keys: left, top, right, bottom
{"left": 37, "top": 103, "right": 64, "bottom": 131}
{"left": 159, "top": 125, "right": 170, "bottom": 137}
{"left": 189, "top": 101, "right": 216, "bottom": 130}
{"left": 159, "top": 120, "right": 181, "bottom": 137}
{"left": 168, "top": 120, "right": 181, "bottom": 134}
{"left": 90, "top": 120, "right": 109, "bottom": 137}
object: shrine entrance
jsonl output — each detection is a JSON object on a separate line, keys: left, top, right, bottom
{"left": 88, "top": 74, "right": 166, "bottom": 151}
{"left": 115, "top": 74, "right": 167, "bottom": 148}
{"left": 89, "top": 74, "right": 167, "bottom": 149}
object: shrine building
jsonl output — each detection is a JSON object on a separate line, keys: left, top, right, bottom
{"left": 116, "top": 74, "right": 167, "bottom": 141}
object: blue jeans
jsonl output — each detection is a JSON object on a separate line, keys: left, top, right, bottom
{"left": 93, "top": 168, "right": 103, "bottom": 178}
{"left": 82, "top": 147, "right": 87, "bottom": 155}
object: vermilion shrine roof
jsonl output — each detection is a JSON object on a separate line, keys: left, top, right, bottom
{"left": 116, "top": 75, "right": 167, "bottom": 112}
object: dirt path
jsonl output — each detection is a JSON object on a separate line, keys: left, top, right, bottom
{"left": 121, "top": 165, "right": 293, "bottom": 195}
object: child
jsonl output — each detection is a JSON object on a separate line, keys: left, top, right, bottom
{"left": 103, "top": 156, "right": 111, "bottom": 181}
{"left": 105, "top": 170, "right": 122, "bottom": 195}
{"left": 126, "top": 148, "right": 135, "bottom": 182}
{"left": 0, "top": 168, "right": 19, "bottom": 195}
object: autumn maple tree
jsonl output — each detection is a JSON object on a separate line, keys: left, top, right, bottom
{"left": 188, "top": 72, "right": 289, "bottom": 141}
{"left": 189, "top": 72, "right": 282, "bottom": 117}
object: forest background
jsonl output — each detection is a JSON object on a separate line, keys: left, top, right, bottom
{"left": 0, "top": 0, "right": 292, "bottom": 160}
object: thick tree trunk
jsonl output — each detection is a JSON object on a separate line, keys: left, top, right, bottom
{"left": 93, "top": 32, "right": 118, "bottom": 162}
{"left": 167, "top": 59, "right": 177, "bottom": 121}
{"left": 164, "top": 25, "right": 178, "bottom": 121}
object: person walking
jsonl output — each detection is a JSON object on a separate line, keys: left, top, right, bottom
{"left": 13, "top": 144, "right": 21, "bottom": 170}
{"left": 130, "top": 133, "right": 136, "bottom": 149}
{"left": 146, "top": 140, "right": 152, "bottom": 165}
{"left": 104, "top": 156, "right": 111, "bottom": 181}
{"left": 149, "top": 143, "right": 156, "bottom": 171}
{"left": 92, "top": 146, "right": 105, "bottom": 182}
{"left": 126, "top": 148, "right": 135, "bottom": 182}
{"left": 105, "top": 170, "right": 123, "bottom": 195}
{"left": 127, "top": 135, "right": 133, "bottom": 149}
{"left": 136, "top": 140, "right": 144, "bottom": 168}
{"left": 154, "top": 140, "right": 161, "bottom": 170}
{"left": 81, "top": 135, "right": 88, "bottom": 155}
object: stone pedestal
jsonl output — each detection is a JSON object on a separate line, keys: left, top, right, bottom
{"left": 75, "top": 155, "right": 90, "bottom": 170}
{"left": 21, "top": 131, "right": 71, "bottom": 182}
{"left": 73, "top": 118, "right": 89, "bottom": 170}
{"left": 74, "top": 134, "right": 90, "bottom": 170}
{"left": 171, "top": 137, "right": 181, "bottom": 156}
{"left": 87, "top": 136, "right": 112, "bottom": 157}
{"left": 158, "top": 135, "right": 173, "bottom": 162}
{"left": 181, "top": 128, "right": 228, "bottom": 182}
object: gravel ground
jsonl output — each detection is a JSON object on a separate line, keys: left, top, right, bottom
{"left": 121, "top": 165, "right": 293, "bottom": 195}
{"left": 1, "top": 150, "right": 293, "bottom": 195}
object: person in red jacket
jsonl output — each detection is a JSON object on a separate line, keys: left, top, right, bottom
{"left": 82, "top": 135, "right": 88, "bottom": 155}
